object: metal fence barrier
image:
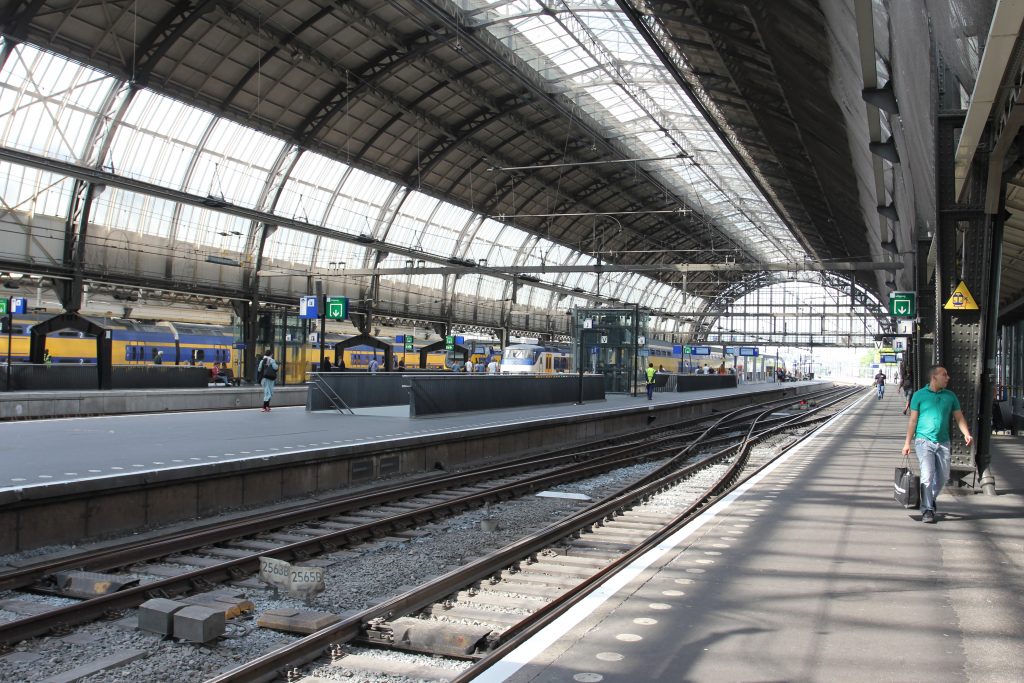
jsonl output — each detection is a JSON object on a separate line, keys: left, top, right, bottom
{"left": 305, "top": 372, "right": 414, "bottom": 411}
{"left": 1, "top": 364, "right": 208, "bottom": 390}
{"left": 306, "top": 372, "right": 606, "bottom": 416}
{"left": 409, "top": 374, "right": 605, "bottom": 417}
{"left": 676, "top": 374, "right": 739, "bottom": 391}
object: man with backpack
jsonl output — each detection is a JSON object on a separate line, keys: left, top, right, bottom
{"left": 257, "top": 349, "right": 278, "bottom": 412}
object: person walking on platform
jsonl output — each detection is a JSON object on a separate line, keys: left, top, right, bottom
{"left": 902, "top": 365, "right": 973, "bottom": 523}
{"left": 874, "top": 370, "right": 886, "bottom": 399}
{"left": 257, "top": 349, "right": 278, "bottom": 412}
{"left": 645, "top": 362, "right": 656, "bottom": 401}
{"left": 900, "top": 372, "right": 914, "bottom": 415}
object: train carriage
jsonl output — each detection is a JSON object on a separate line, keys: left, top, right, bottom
{"left": 499, "top": 343, "right": 571, "bottom": 374}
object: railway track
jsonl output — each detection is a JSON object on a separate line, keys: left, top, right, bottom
{"left": 196, "top": 385, "right": 862, "bottom": 683}
{"left": 0, "top": 388, "right": 839, "bottom": 653}
{"left": 0, "top": 386, "right": 857, "bottom": 682}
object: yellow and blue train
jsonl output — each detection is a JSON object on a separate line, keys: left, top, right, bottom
{"left": 0, "top": 314, "right": 506, "bottom": 384}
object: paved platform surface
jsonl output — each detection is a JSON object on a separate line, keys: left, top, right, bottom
{"left": 479, "top": 389, "right": 1024, "bottom": 683}
{"left": 0, "top": 380, "right": 809, "bottom": 492}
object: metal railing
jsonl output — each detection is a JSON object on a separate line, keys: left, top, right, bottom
{"left": 307, "top": 372, "right": 354, "bottom": 415}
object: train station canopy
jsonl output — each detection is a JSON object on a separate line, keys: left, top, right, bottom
{"left": 1, "top": 0, "right": 991, "bottom": 339}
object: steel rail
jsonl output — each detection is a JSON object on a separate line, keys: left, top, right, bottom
{"left": 203, "top": 386, "right": 858, "bottom": 682}
{"left": 1, "top": 386, "right": 826, "bottom": 593}
{"left": 450, "top": 385, "right": 864, "bottom": 681}
{"left": 0, "top": 413, "right": 715, "bottom": 592}
{"left": 0, "top": 403, "right": 772, "bottom": 645}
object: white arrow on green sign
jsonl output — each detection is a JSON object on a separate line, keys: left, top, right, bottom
{"left": 888, "top": 291, "right": 915, "bottom": 318}
{"left": 326, "top": 296, "right": 348, "bottom": 320}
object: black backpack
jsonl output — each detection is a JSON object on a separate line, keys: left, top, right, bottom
{"left": 260, "top": 359, "right": 277, "bottom": 381}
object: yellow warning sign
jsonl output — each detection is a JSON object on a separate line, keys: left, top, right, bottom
{"left": 944, "top": 280, "right": 979, "bottom": 311}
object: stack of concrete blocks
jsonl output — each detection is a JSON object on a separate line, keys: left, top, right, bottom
{"left": 138, "top": 597, "right": 225, "bottom": 643}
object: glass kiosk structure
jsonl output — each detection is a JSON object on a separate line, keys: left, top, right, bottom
{"left": 571, "top": 307, "right": 649, "bottom": 394}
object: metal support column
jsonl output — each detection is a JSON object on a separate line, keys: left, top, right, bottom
{"left": 936, "top": 110, "right": 991, "bottom": 486}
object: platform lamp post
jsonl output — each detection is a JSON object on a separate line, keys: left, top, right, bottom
{"left": 315, "top": 280, "right": 326, "bottom": 371}
{"left": 3, "top": 297, "right": 11, "bottom": 392}
{"left": 3, "top": 296, "right": 26, "bottom": 392}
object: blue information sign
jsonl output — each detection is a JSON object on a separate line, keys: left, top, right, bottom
{"left": 299, "top": 295, "right": 319, "bottom": 319}
{"left": 455, "top": 335, "right": 465, "bottom": 345}
{"left": 691, "top": 346, "right": 712, "bottom": 356}
{"left": 739, "top": 347, "right": 759, "bottom": 357}
{"left": 881, "top": 354, "right": 898, "bottom": 364}
{"left": 672, "top": 344, "right": 682, "bottom": 357}
{"left": 11, "top": 297, "right": 27, "bottom": 314}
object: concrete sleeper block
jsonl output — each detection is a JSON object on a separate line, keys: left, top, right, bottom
{"left": 173, "top": 604, "right": 226, "bottom": 643}
{"left": 138, "top": 598, "right": 187, "bottom": 635}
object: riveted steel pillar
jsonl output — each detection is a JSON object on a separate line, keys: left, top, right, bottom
{"left": 936, "top": 113, "right": 992, "bottom": 488}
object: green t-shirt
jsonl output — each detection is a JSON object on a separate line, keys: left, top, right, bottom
{"left": 910, "top": 386, "right": 961, "bottom": 443}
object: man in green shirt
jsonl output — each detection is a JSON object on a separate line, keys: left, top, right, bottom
{"left": 902, "top": 365, "right": 973, "bottom": 523}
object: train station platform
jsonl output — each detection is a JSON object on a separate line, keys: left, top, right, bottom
{"left": 481, "top": 389, "right": 1024, "bottom": 683}
{"left": 0, "top": 380, "right": 810, "bottom": 491}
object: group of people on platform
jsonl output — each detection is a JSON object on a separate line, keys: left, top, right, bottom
{"left": 694, "top": 362, "right": 733, "bottom": 375}
{"left": 450, "top": 359, "right": 500, "bottom": 373}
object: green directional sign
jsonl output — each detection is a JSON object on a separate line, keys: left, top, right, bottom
{"left": 683, "top": 345, "right": 692, "bottom": 354}
{"left": 404, "top": 336, "right": 414, "bottom": 351}
{"left": 444, "top": 335, "right": 454, "bottom": 351}
{"left": 326, "top": 296, "right": 348, "bottom": 320}
{"left": 0, "top": 299, "right": 6, "bottom": 315}
{"left": 889, "top": 291, "right": 915, "bottom": 318}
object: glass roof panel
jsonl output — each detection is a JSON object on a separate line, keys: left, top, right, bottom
{"left": 0, "top": 43, "right": 114, "bottom": 160}
{"left": 91, "top": 189, "right": 176, "bottom": 239}
{"left": 386, "top": 192, "right": 442, "bottom": 250}
{"left": 467, "top": 217, "right": 531, "bottom": 268}
{"left": 0, "top": 162, "right": 74, "bottom": 218}
{"left": 329, "top": 166, "right": 398, "bottom": 238}
{"left": 461, "top": 0, "right": 805, "bottom": 263}
{"left": 176, "top": 205, "right": 252, "bottom": 249}
{"left": 183, "top": 119, "right": 285, "bottom": 209}
{"left": 110, "top": 90, "right": 214, "bottom": 188}
{"left": 314, "top": 240, "right": 370, "bottom": 271}
{"left": 278, "top": 151, "right": 350, "bottom": 225}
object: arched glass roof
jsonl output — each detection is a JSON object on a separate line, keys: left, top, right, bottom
{"left": 464, "top": 0, "right": 805, "bottom": 261}
{"left": 0, "top": 39, "right": 730, "bottom": 336}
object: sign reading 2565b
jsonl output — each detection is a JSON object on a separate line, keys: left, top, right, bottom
{"left": 259, "top": 556, "right": 326, "bottom": 598}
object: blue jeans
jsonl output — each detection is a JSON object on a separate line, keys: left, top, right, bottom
{"left": 876, "top": 384, "right": 884, "bottom": 398}
{"left": 646, "top": 382, "right": 654, "bottom": 400}
{"left": 914, "top": 438, "right": 951, "bottom": 512}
